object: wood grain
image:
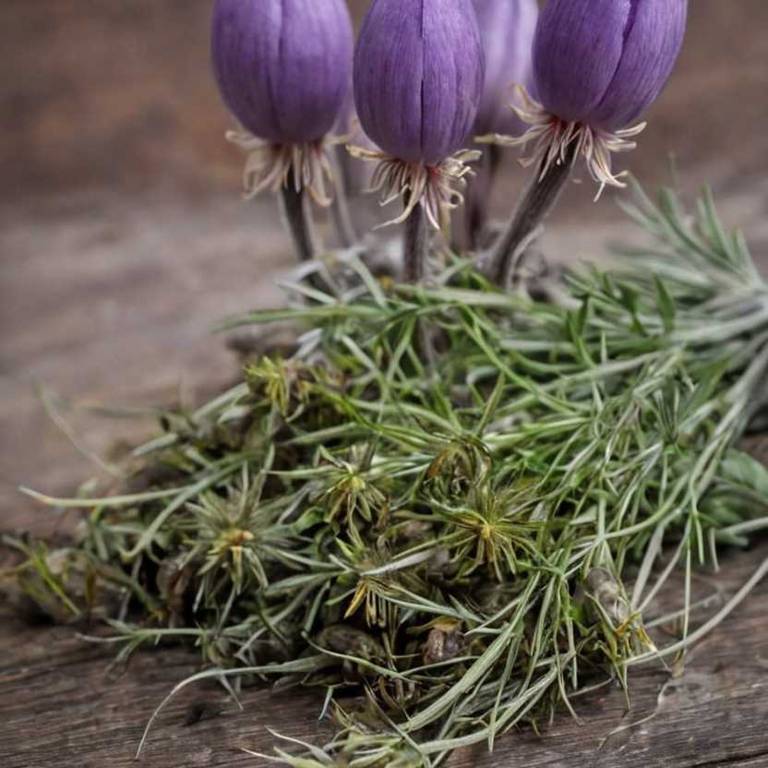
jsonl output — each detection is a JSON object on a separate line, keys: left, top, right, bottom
{"left": 1, "top": 541, "right": 766, "bottom": 768}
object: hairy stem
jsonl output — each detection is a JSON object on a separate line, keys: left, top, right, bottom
{"left": 404, "top": 203, "right": 429, "bottom": 283}
{"left": 466, "top": 144, "right": 503, "bottom": 251}
{"left": 329, "top": 146, "right": 358, "bottom": 249}
{"left": 488, "top": 147, "right": 575, "bottom": 288}
{"left": 280, "top": 171, "right": 318, "bottom": 264}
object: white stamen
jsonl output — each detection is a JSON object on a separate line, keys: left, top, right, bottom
{"left": 226, "top": 128, "right": 339, "bottom": 207}
{"left": 347, "top": 146, "right": 482, "bottom": 230}
{"left": 478, "top": 85, "right": 646, "bottom": 201}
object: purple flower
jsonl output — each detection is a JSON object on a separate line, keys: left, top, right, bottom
{"left": 354, "top": 0, "right": 485, "bottom": 166}
{"left": 533, "top": 0, "right": 688, "bottom": 131}
{"left": 211, "top": 0, "right": 353, "bottom": 145}
{"left": 473, "top": 0, "right": 539, "bottom": 136}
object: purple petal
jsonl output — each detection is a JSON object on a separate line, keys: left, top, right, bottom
{"left": 212, "top": 0, "right": 281, "bottom": 140}
{"left": 473, "top": 0, "right": 539, "bottom": 136}
{"left": 421, "top": 0, "right": 485, "bottom": 163}
{"left": 354, "top": 0, "right": 484, "bottom": 165}
{"left": 212, "top": 0, "right": 353, "bottom": 144}
{"left": 274, "top": 0, "right": 354, "bottom": 142}
{"left": 590, "top": 0, "right": 688, "bottom": 130}
{"left": 354, "top": 0, "right": 425, "bottom": 162}
{"left": 533, "top": 0, "right": 632, "bottom": 124}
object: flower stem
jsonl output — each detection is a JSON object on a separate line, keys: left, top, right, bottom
{"left": 330, "top": 146, "right": 358, "bottom": 248}
{"left": 488, "top": 145, "right": 575, "bottom": 288}
{"left": 466, "top": 144, "right": 503, "bottom": 250}
{"left": 280, "top": 170, "right": 318, "bottom": 264}
{"left": 404, "top": 204, "right": 429, "bottom": 283}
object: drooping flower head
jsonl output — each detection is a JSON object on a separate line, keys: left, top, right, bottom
{"left": 352, "top": 0, "right": 485, "bottom": 228}
{"left": 211, "top": 0, "right": 354, "bottom": 203}
{"left": 473, "top": 0, "right": 539, "bottom": 137}
{"left": 491, "top": 0, "right": 688, "bottom": 190}
{"left": 535, "top": 0, "right": 688, "bottom": 132}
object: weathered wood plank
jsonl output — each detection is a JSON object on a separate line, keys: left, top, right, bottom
{"left": 1, "top": 542, "right": 766, "bottom": 768}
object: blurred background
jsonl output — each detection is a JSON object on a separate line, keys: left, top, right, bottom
{"left": 1, "top": 0, "right": 767, "bottom": 530}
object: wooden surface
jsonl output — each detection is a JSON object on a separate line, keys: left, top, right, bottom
{"left": 1, "top": 539, "right": 767, "bottom": 768}
{"left": 2, "top": 1, "right": 768, "bottom": 766}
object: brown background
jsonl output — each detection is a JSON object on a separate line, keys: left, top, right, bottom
{"left": 1, "top": 2, "right": 767, "bottom": 767}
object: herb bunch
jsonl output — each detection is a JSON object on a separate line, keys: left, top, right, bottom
{"left": 7, "top": 184, "right": 768, "bottom": 766}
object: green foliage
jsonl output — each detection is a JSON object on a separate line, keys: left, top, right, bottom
{"left": 8, "top": 185, "right": 768, "bottom": 766}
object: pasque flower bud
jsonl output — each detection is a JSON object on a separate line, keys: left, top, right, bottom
{"left": 473, "top": 0, "right": 539, "bottom": 136}
{"left": 534, "top": 0, "right": 688, "bottom": 133}
{"left": 351, "top": 0, "right": 485, "bottom": 249}
{"left": 211, "top": 0, "right": 354, "bottom": 204}
{"left": 212, "top": 0, "right": 353, "bottom": 144}
{"left": 354, "top": 0, "right": 484, "bottom": 166}
{"left": 485, "top": 0, "right": 688, "bottom": 288}
{"left": 486, "top": 0, "right": 688, "bottom": 190}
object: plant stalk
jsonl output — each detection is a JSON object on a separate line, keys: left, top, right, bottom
{"left": 330, "top": 145, "right": 358, "bottom": 248}
{"left": 488, "top": 146, "right": 575, "bottom": 288}
{"left": 404, "top": 203, "right": 429, "bottom": 283}
{"left": 403, "top": 203, "right": 436, "bottom": 366}
{"left": 280, "top": 170, "right": 319, "bottom": 264}
{"left": 466, "top": 144, "right": 503, "bottom": 251}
